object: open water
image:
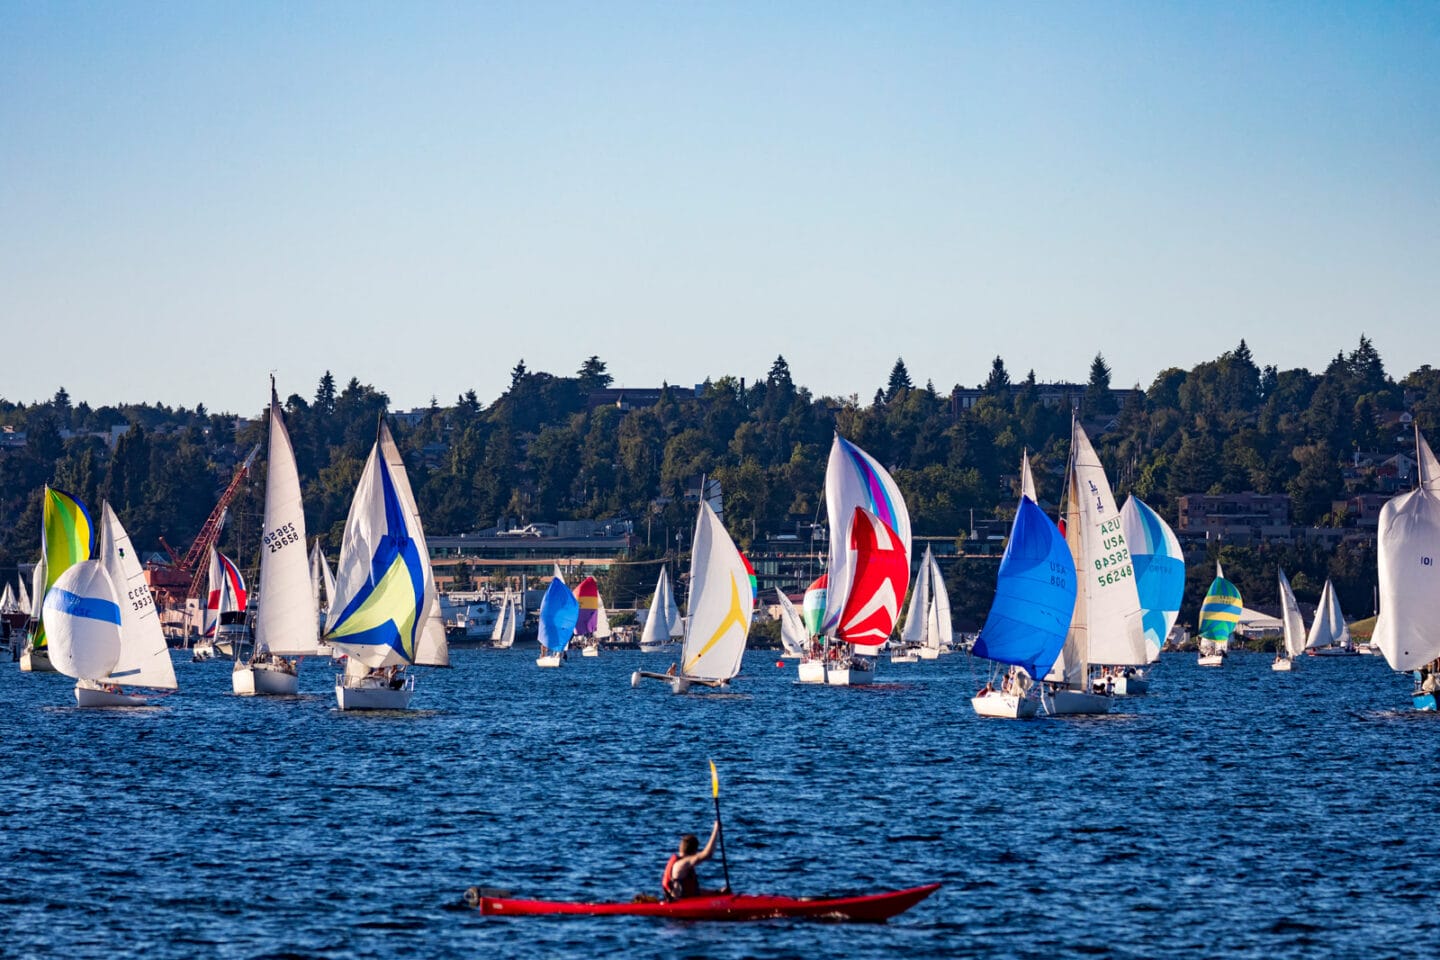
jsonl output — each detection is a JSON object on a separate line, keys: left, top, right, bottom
{"left": 0, "top": 648, "right": 1434, "bottom": 959}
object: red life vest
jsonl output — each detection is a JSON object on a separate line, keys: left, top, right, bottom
{"left": 662, "top": 855, "right": 699, "bottom": 901}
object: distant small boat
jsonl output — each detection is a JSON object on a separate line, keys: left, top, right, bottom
{"left": 491, "top": 594, "right": 518, "bottom": 649}
{"left": 1197, "top": 563, "right": 1241, "bottom": 667}
{"left": 1303, "top": 579, "right": 1354, "bottom": 656}
{"left": 773, "top": 588, "right": 806, "bottom": 660}
{"left": 1272, "top": 569, "right": 1306, "bottom": 672}
{"left": 536, "top": 568, "right": 577, "bottom": 668}
{"left": 638, "top": 566, "right": 683, "bottom": 653}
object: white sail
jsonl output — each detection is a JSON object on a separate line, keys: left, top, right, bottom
{"left": 255, "top": 386, "right": 320, "bottom": 657}
{"left": 380, "top": 423, "right": 444, "bottom": 667}
{"left": 415, "top": 597, "right": 450, "bottom": 667}
{"left": 640, "top": 567, "right": 676, "bottom": 646}
{"left": 1305, "top": 579, "right": 1349, "bottom": 651}
{"left": 1050, "top": 420, "right": 1147, "bottom": 684}
{"left": 491, "top": 596, "right": 510, "bottom": 642}
{"left": 900, "top": 546, "right": 932, "bottom": 647}
{"left": 18, "top": 573, "right": 32, "bottom": 617}
{"left": 499, "top": 597, "right": 516, "bottom": 647}
{"left": 28, "top": 559, "right": 45, "bottom": 619}
{"left": 1373, "top": 479, "right": 1440, "bottom": 671}
{"left": 43, "top": 560, "right": 123, "bottom": 681}
{"left": 1020, "top": 450, "right": 1038, "bottom": 503}
{"left": 1278, "top": 569, "right": 1307, "bottom": 659}
{"left": 0, "top": 584, "right": 14, "bottom": 613}
{"left": 97, "top": 503, "right": 176, "bottom": 689}
{"left": 1418, "top": 426, "right": 1440, "bottom": 493}
{"left": 928, "top": 551, "right": 952, "bottom": 650}
{"left": 680, "top": 501, "right": 753, "bottom": 681}
{"left": 774, "top": 588, "right": 807, "bottom": 656}
{"left": 595, "top": 591, "right": 613, "bottom": 639}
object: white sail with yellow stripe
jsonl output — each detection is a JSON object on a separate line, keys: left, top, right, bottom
{"left": 323, "top": 433, "right": 433, "bottom": 670}
{"left": 680, "top": 500, "right": 753, "bottom": 682}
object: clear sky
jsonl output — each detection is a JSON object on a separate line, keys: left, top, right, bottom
{"left": 3, "top": 2, "right": 1437, "bottom": 416}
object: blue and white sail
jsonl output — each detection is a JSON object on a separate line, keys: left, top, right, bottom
{"left": 972, "top": 497, "right": 1077, "bottom": 680}
{"left": 323, "top": 436, "right": 432, "bottom": 669}
{"left": 1120, "top": 496, "right": 1185, "bottom": 661}
{"left": 43, "top": 559, "right": 124, "bottom": 682}
{"left": 538, "top": 568, "right": 579, "bottom": 655}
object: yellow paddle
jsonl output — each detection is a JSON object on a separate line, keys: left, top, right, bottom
{"left": 709, "top": 759, "right": 732, "bottom": 893}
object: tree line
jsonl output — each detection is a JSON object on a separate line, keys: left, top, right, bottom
{"left": 0, "top": 337, "right": 1425, "bottom": 626}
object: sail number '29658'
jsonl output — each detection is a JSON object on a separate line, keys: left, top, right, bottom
{"left": 264, "top": 522, "right": 300, "bottom": 554}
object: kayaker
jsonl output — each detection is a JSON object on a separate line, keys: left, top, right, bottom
{"left": 662, "top": 820, "right": 724, "bottom": 900}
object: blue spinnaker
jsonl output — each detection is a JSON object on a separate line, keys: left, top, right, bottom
{"left": 1122, "top": 496, "right": 1185, "bottom": 653}
{"left": 972, "top": 497, "right": 1077, "bottom": 680}
{"left": 538, "top": 576, "right": 580, "bottom": 654}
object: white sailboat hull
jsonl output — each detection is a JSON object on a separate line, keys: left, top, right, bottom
{"left": 1198, "top": 654, "right": 1225, "bottom": 667}
{"left": 825, "top": 666, "right": 874, "bottom": 686}
{"left": 797, "top": 660, "right": 826, "bottom": 684}
{"left": 536, "top": 653, "right": 564, "bottom": 668}
{"left": 232, "top": 659, "right": 299, "bottom": 696}
{"left": 889, "top": 651, "right": 918, "bottom": 664}
{"left": 20, "top": 647, "right": 55, "bottom": 673}
{"left": 1308, "top": 646, "right": 1358, "bottom": 657}
{"left": 971, "top": 692, "right": 1039, "bottom": 719}
{"left": 581, "top": 646, "right": 599, "bottom": 658}
{"left": 1043, "top": 689, "right": 1113, "bottom": 716}
{"left": 639, "top": 640, "right": 674, "bottom": 653}
{"left": 75, "top": 679, "right": 150, "bottom": 707}
{"left": 1111, "top": 674, "right": 1149, "bottom": 696}
{"left": 1272, "top": 657, "right": 1294, "bottom": 672}
{"left": 916, "top": 646, "right": 940, "bottom": 660}
{"left": 335, "top": 673, "right": 415, "bottom": 710}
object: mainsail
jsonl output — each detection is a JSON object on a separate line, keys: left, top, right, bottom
{"left": 1277, "top": 569, "right": 1307, "bottom": 659}
{"left": 1305, "top": 579, "right": 1349, "bottom": 652}
{"left": 927, "top": 551, "right": 952, "bottom": 651}
{"left": 774, "top": 589, "right": 807, "bottom": 657}
{"left": 973, "top": 496, "right": 1077, "bottom": 680}
{"left": 1120, "top": 496, "right": 1185, "bottom": 659}
{"left": 254, "top": 384, "right": 320, "bottom": 658}
{"left": 900, "top": 546, "right": 933, "bottom": 648}
{"left": 323, "top": 435, "right": 432, "bottom": 669}
{"left": 680, "top": 500, "right": 753, "bottom": 681}
{"left": 97, "top": 503, "right": 177, "bottom": 690}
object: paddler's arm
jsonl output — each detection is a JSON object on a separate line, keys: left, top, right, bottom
{"left": 694, "top": 820, "right": 721, "bottom": 862}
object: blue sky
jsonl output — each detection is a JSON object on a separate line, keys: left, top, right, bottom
{"left": 2, "top": 2, "right": 1437, "bottom": 414}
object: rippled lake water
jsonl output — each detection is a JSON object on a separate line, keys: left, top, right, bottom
{"left": 1, "top": 647, "right": 1435, "bottom": 959}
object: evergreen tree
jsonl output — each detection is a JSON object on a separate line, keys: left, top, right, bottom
{"left": 983, "top": 356, "right": 1011, "bottom": 397}
{"left": 885, "top": 358, "right": 913, "bottom": 402}
{"left": 510, "top": 359, "right": 529, "bottom": 387}
{"left": 315, "top": 371, "right": 337, "bottom": 415}
{"left": 767, "top": 355, "right": 793, "bottom": 389}
{"left": 1086, "top": 353, "right": 1117, "bottom": 415}
{"left": 577, "top": 356, "right": 613, "bottom": 391}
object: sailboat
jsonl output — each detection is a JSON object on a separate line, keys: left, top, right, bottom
{"left": 1115, "top": 496, "right": 1185, "bottom": 694}
{"left": 234, "top": 383, "right": 318, "bottom": 696}
{"left": 805, "top": 434, "right": 912, "bottom": 687}
{"left": 536, "top": 568, "right": 578, "bottom": 667}
{"left": 379, "top": 427, "right": 450, "bottom": 674}
{"left": 574, "top": 576, "right": 610, "bottom": 657}
{"left": 323, "top": 423, "right": 437, "bottom": 710}
{"left": 1304, "top": 579, "right": 1353, "bottom": 656}
{"left": 773, "top": 588, "right": 807, "bottom": 659}
{"left": 310, "top": 542, "right": 340, "bottom": 659}
{"left": 491, "top": 592, "right": 518, "bottom": 648}
{"left": 632, "top": 499, "right": 753, "bottom": 693}
{"left": 1197, "top": 563, "right": 1242, "bottom": 666}
{"left": 42, "top": 503, "right": 177, "bottom": 706}
{"left": 1374, "top": 427, "right": 1440, "bottom": 709}
{"left": 796, "top": 575, "right": 828, "bottom": 683}
{"left": 1042, "top": 420, "right": 1147, "bottom": 715}
{"left": 1272, "top": 569, "right": 1306, "bottom": 671}
{"left": 195, "top": 547, "right": 247, "bottom": 661}
{"left": 21, "top": 486, "right": 93, "bottom": 673}
{"left": 892, "top": 555, "right": 927, "bottom": 664}
{"left": 913, "top": 548, "right": 952, "bottom": 660}
{"left": 639, "top": 565, "right": 684, "bottom": 653}
{"left": 970, "top": 495, "right": 1077, "bottom": 719}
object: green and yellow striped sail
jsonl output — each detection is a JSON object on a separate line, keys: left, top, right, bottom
{"left": 35, "top": 486, "right": 94, "bottom": 648}
{"left": 1198, "top": 575, "right": 1243, "bottom": 646}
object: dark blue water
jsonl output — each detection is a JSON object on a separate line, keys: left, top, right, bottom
{"left": 1, "top": 649, "right": 1434, "bottom": 959}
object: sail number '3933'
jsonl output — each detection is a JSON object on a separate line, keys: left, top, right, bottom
{"left": 264, "top": 522, "right": 300, "bottom": 554}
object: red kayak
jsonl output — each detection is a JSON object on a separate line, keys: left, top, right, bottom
{"left": 477, "top": 882, "right": 940, "bottom": 923}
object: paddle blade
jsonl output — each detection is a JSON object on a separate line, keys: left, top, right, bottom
{"left": 709, "top": 759, "right": 719, "bottom": 798}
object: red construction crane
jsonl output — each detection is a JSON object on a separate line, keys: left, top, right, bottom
{"left": 144, "top": 444, "right": 260, "bottom": 608}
